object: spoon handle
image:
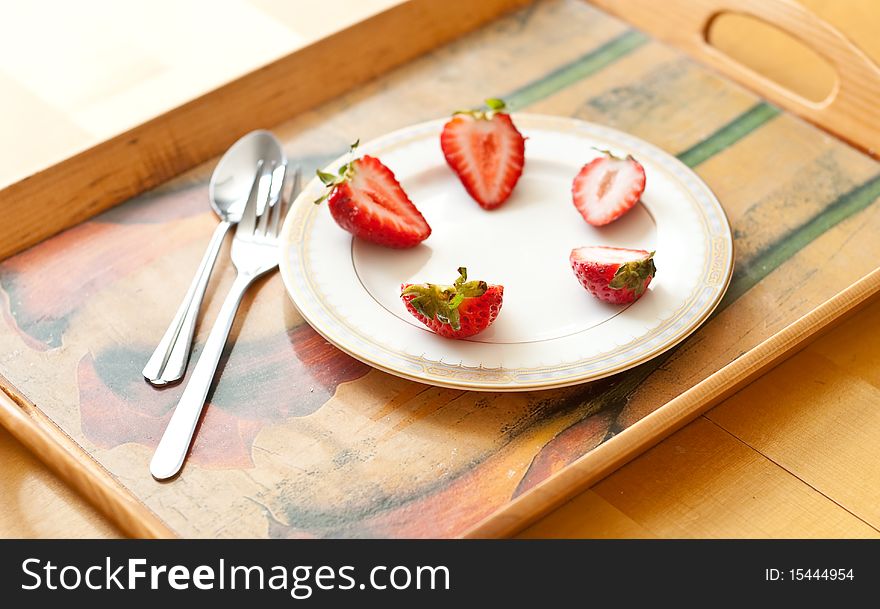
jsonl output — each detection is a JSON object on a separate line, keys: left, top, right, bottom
{"left": 150, "top": 272, "right": 254, "bottom": 480}
{"left": 142, "top": 220, "right": 232, "bottom": 385}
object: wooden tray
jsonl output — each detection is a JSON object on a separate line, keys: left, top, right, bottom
{"left": 1, "top": 0, "right": 879, "bottom": 538}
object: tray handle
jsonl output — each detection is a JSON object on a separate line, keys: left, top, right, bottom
{"left": 590, "top": 0, "right": 880, "bottom": 157}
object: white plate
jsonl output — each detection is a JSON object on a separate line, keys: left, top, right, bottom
{"left": 280, "top": 115, "right": 733, "bottom": 391}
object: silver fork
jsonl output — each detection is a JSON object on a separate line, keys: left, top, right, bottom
{"left": 150, "top": 162, "right": 301, "bottom": 480}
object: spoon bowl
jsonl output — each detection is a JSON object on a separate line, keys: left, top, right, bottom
{"left": 209, "top": 130, "right": 285, "bottom": 222}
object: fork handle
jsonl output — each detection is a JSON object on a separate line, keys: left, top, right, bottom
{"left": 150, "top": 272, "right": 254, "bottom": 480}
{"left": 143, "top": 220, "right": 232, "bottom": 385}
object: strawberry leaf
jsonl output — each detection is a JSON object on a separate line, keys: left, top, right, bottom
{"left": 409, "top": 293, "right": 437, "bottom": 320}
{"left": 485, "top": 97, "right": 506, "bottom": 111}
{"left": 446, "top": 306, "right": 461, "bottom": 331}
{"left": 609, "top": 256, "right": 656, "bottom": 296}
{"left": 315, "top": 143, "right": 361, "bottom": 204}
{"left": 317, "top": 169, "right": 338, "bottom": 185}
{"left": 457, "top": 281, "right": 487, "bottom": 298}
{"left": 451, "top": 98, "right": 509, "bottom": 120}
{"left": 402, "top": 267, "right": 489, "bottom": 330}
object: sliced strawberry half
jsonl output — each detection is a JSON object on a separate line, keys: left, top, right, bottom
{"left": 401, "top": 267, "right": 503, "bottom": 339}
{"left": 570, "top": 246, "right": 656, "bottom": 305}
{"left": 572, "top": 150, "right": 646, "bottom": 226}
{"left": 440, "top": 98, "right": 525, "bottom": 210}
{"left": 317, "top": 147, "right": 431, "bottom": 249}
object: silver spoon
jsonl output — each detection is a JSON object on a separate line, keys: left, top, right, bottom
{"left": 143, "top": 130, "right": 285, "bottom": 386}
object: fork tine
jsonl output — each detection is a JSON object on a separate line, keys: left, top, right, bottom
{"left": 268, "top": 165, "right": 290, "bottom": 238}
{"left": 256, "top": 160, "right": 278, "bottom": 236}
{"left": 271, "top": 166, "right": 300, "bottom": 238}
{"left": 238, "top": 160, "right": 264, "bottom": 235}
{"left": 257, "top": 160, "right": 275, "bottom": 214}
{"left": 260, "top": 162, "right": 287, "bottom": 236}
{"left": 271, "top": 162, "right": 287, "bottom": 202}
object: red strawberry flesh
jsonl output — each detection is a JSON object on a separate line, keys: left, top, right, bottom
{"left": 327, "top": 155, "right": 431, "bottom": 249}
{"left": 570, "top": 246, "right": 655, "bottom": 305}
{"left": 572, "top": 153, "right": 646, "bottom": 226}
{"left": 441, "top": 108, "right": 525, "bottom": 210}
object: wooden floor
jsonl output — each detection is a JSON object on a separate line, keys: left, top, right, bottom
{"left": 1, "top": 0, "right": 879, "bottom": 538}
{"left": 522, "top": 297, "right": 880, "bottom": 538}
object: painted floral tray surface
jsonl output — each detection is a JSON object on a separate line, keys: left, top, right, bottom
{"left": 1, "top": 0, "right": 879, "bottom": 537}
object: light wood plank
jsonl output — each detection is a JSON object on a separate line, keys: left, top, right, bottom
{"left": 515, "top": 302, "right": 880, "bottom": 538}
{"left": 591, "top": 418, "right": 878, "bottom": 538}
{"left": 522, "top": 297, "right": 880, "bottom": 538}
{"left": 807, "top": 291, "right": 880, "bottom": 391}
{"left": 0, "top": 424, "right": 120, "bottom": 538}
{"left": 0, "top": 386, "right": 173, "bottom": 538}
{"left": 518, "top": 490, "right": 654, "bottom": 538}
{"left": 708, "top": 349, "right": 880, "bottom": 528}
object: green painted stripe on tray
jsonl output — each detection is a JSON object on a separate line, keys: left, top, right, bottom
{"left": 505, "top": 30, "right": 648, "bottom": 110}
{"left": 504, "top": 29, "right": 778, "bottom": 169}
{"left": 677, "top": 102, "right": 781, "bottom": 167}
{"left": 723, "top": 173, "right": 880, "bottom": 305}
